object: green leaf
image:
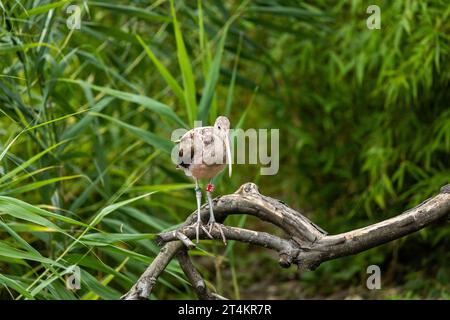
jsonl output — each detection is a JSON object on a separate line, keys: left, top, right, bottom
{"left": 197, "top": 26, "right": 229, "bottom": 123}
{"left": 120, "top": 207, "right": 170, "bottom": 231}
{"left": 0, "top": 241, "right": 63, "bottom": 267}
{"left": 92, "top": 113, "right": 174, "bottom": 154}
{"left": 59, "top": 79, "right": 187, "bottom": 128}
{"left": 82, "top": 258, "right": 129, "bottom": 300}
{"left": 0, "top": 220, "right": 42, "bottom": 255}
{"left": 89, "top": 192, "right": 156, "bottom": 227}
{"left": 79, "top": 269, "right": 121, "bottom": 300}
{"left": 19, "top": 0, "right": 70, "bottom": 18}
{"left": 90, "top": 2, "right": 170, "bottom": 23}
{"left": 136, "top": 35, "right": 185, "bottom": 103}
{"left": 65, "top": 254, "right": 132, "bottom": 285}
{"left": 0, "top": 42, "right": 61, "bottom": 54}
{"left": 0, "top": 196, "right": 89, "bottom": 229}
{"left": 247, "top": 5, "right": 325, "bottom": 19}
{"left": 0, "top": 140, "right": 69, "bottom": 184}
{"left": 170, "top": 0, "right": 197, "bottom": 125}
{"left": 225, "top": 34, "right": 243, "bottom": 117}
{"left": 99, "top": 245, "right": 152, "bottom": 264}
{"left": 3, "top": 175, "right": 82, "bottom": 195}
{"left": 29, "top": 267, "right": 76, "bottom": 298}
{"left": 126, "top": 183, "right": 194, "bottom": 193}
{"left": 61, "top": 96, "right": 114, "bottom": 140}
{"left": 81, "top": 233, "right": 156, "bottom": 246}
{"left": 0, "top": 274, "right": 34, "bottom": 299}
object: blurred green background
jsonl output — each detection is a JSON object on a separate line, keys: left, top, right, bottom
{"left": 0, "top": 0, "right": 449, "bottom": 299}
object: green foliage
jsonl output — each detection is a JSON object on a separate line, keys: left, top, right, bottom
{"left": 0, "top": 0, "right": 448, "bottom": 299}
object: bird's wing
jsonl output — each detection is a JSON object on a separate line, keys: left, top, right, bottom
{"left": 179, "top": 126, "right": 213, "bottom": 141}
{"left": 176, "top": 129, "right": 195, "bottom": 167}
{"left": 198, "top": 128, "right": 216, "bottom": 163}
{"left": 178, "top": 127, "right": 226, "bottom": 166}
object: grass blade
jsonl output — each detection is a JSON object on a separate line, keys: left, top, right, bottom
{"left": 92, "top": 112, "right": 174, "bottom": 154}
{"left": 60, "top": 79, "right": 187, "bottom": 128}
{"left": 170, "top": 0, "right": 197, "bottom": 125}
{"left": 136, "top": 34, "right": 185, "bottom": 103}
{"left": 0, "top": 274, "right": 34, "bottom": 299}
{"left": 197, "top": 26, "right": 229, "bottom": 123}
{"left": 2, "top": 175, "right": 82, "bottom": 195}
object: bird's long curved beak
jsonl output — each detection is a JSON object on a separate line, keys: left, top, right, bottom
{"left": 225, "top": 132, "right": 232, "bottom": 177}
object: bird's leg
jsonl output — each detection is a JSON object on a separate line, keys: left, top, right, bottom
{"left": 206, "top": 181, "right": 227, "bottom": 244}
{"left": 190, "top": 179, "right": 212, "bottom": 243}
{"left": 194, "top": 180, "right": 202, "bottom": 243}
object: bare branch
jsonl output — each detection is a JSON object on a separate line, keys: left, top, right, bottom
{"left": 120, "top": 241, "right": 183, "bottom": 300}
{"left": 157, "top": 225, "right": 299, "bottom": 267}
{"left": 176, "top": 249, "right": 218, "bottom": 300}
{"left": 157, "top": 225, "right": 292, "bottom": 252}
{"left": 295, "top": 189, "right": 450, "bottom": 270}
{"left": 174, "top": 231, "right": 196, "bottom": 249}
{"left": 122, "top": 183, "right": 450, "bottom": 300}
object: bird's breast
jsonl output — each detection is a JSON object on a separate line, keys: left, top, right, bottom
{"left": 189, "top": 163, "right": 226, "bottom": 179}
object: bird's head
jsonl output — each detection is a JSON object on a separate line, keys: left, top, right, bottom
{"left": 214, "top": 116, "right": 230, "bottom": 133}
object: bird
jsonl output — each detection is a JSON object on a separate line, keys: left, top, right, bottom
{"left": 174, "top": 116, "right": 232, "bottom": 244}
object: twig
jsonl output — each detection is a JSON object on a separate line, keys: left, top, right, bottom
{"left": 176, "top": 249, "right": 218, "bottom": 300}
{"left": 120, "top": 241, "right": 183, "bottom": 300}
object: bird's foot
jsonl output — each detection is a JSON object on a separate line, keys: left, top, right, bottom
{"left": 207, "top": 221, "right": 227, "bottom": 245}
{"left": 190, "top": 221, "right": 213, "bottom": 243}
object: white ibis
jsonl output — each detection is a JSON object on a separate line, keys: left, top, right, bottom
{"left": 175, "top": 116, "right": 232, "bottom": 244}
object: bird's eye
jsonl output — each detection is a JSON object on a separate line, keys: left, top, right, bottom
{"left": 218, "top": 126, "right": 221, "bottom": 129}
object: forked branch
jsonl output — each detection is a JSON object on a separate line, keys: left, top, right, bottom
{"left": 121, "top": 183, "right": 450, "bottom": 300}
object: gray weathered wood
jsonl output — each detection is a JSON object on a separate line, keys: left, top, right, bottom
{"left": 176, "top": 249, "right": 218, "bottom": 300}
{"left": 122, "top": 182, "right": 450, "bottom": 300}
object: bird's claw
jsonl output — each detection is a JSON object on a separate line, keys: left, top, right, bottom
{"left": 191, "top": 221, "right": 213, "bottom": 243}
{"left": 207, "top": 221, "right": 227, "bottom": 245}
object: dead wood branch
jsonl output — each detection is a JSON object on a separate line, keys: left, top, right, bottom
{"left": 121, "top": 183, "right": 450, "bottom": 300}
